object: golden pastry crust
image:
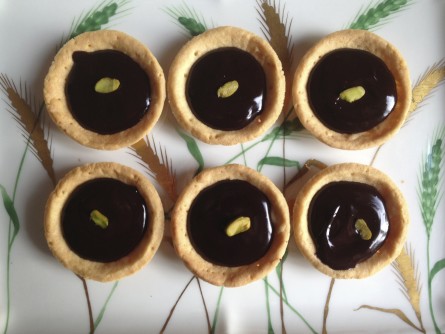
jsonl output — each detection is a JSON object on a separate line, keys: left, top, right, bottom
{"left": 292, "top": 29, "right": 411, "bottom": 150}
{"left": 292, "top": 163, "right": 410, "bottom": 279}
{"left": 44, "top": 162, "right": 164, "bottom": 282}
{"left": 167, "top": 26, "right": 285, "bottom": 146}
{"left": 171, "top": 164, "right": 290, "bottom": 287}
{"left": 43, "top": 30, "right": 165, "bottom": 150}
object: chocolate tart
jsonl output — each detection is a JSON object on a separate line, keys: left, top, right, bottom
{"left": 44, "top": 162, "right": 164, "bottom": 282}
{"left": 44, "top": 30, "right": 165, "bottom": 150}
{"left": 292, "top": 29, "right": 411, "bottom": 150}
{"left": 292, "top": 163, "right": 409, "bottom": 279}
{"left": 171, "top": 164, "right": 290, "bottom": 287}
{"left": 167, "top": 26, "right": 285, "bottom": 145}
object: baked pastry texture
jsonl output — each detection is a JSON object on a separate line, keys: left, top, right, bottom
{"left": 171, "top": 164, "right": 290, "bottom": 287}
{"left": 168, "top": 26, "right": 285, "bottom": 145}
{"left": 44, "top": 30, "right": 165, "bottom": 150}
{"left": 292, "top": 163, "right": 409, "bottom": 279}
{"left": 293, "top": 29, "right": 411, "bottom": 150}
{"left": 44, "top": 162, "right": 164, "bottom": 282}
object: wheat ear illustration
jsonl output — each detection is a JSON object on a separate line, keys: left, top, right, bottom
{"left": 0, "top": 74, "right": 56, "bottom": 186}
{"left": 355, "top": 245, "right": 426, "bottom": 333}
{"left": 256, "top": 0, "right": 293, "bottom": 74}
{"left": 349, "top": 0, "right": 411, "bottom": 30}
{"left": 409, "top": 59, "right": 445, "bottom": 118}
{"left": 130, "top": 137, "right": 177, "bottom": 206}
{"left": 0, "top": 74, "right": 55, "bottom": 334}
{"left": 370, "top": 60, "right": 445, "bottom": 166}
{"left": 67, "top": 0, "right": 131, "bottom": 40}
{"left": 393, "top": 245, "right": 425, "bottom": 332}
{"left": 164, "top": 3, "right": 208, "bottom": 36}
{"left": 418, "top": 128, "right": 444, "bottom": 334}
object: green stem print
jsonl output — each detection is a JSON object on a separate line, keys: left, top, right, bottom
{"left": 177, "top": 131, "right": 205, "bottom": 175}
{"left": 0, "top": 185, "right": 20, "bottom": 334}
{"left": 418, "top": 128, "right": 444, "bottom": 334}
{"left": 264, "top": 279, "right": 318, "bottom": 334}
{"left": 93, "top": 281, "right": 120, "bottom": 331}
{"left": 211, "top": 287, "right": 224, "bottom": 334}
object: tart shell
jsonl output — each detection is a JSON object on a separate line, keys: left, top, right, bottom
{"left": 44, "top": 30, "right": 165, "bottom": 150}
{"left": 292, "top": 29, "right": 411, "bottom": 150}
{"left": 292, "top": 163, "right": 410, "bottom": 279}
{"left": 171, "top": 164, "right": 290, "bottom": 287}
{"left": 168, "top": 26, "right": 285, "bottom": 146}
{"left": 44, "top": 162, "right": 164, "bottom": 282}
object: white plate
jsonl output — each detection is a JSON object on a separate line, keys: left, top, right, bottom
{"left": 0, "top": 0, "right": 444, "bottom": 333}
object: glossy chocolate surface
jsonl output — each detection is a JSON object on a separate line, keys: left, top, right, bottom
{"left": 187, "top": 180, "right": 273, "bottom": 267}
{"left": 62, "top": 178, "right": 148, "bottom": 263}
{"left": 186, "top": 47, "right": 266, "bottom": 131}
{"left": 308, "top": 48, "right": 397, "bottom": 133}
{"left": 66, "top": 50, "right": 151, "bottom": 134}
{"left": 308, "top": 181, "right": 389, "bottom": 270}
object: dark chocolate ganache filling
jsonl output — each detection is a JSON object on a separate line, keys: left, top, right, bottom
{"left": 187, "top": 180, "right": 274, "bottom": 267}
{"left": 62, "top": 178, "right": 148, "bottom": 263}
{"left": 308, "top": 48, "right": 397, "bottom": 134}
{"left": 186, "top": 47, "right": 266, "bottom": 131}
{"left": 308, "top": 181, "right": 389, "bottom": 270}
{"left": 66, "top": 50, "right": 151, "bottom": 134}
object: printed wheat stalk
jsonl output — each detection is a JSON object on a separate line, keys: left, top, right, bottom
{"left": 418, "top": 129, "right": 444, "bottom": 334}
{"left": 418, "top": 131, "right": 443, "bottom": 236}
{"left": 256, "top": 0, "right": 293, "bottom": 74}
{"left": 130, "top": 137, "right": 177, "bottom": 206}
{"left": 393, "top": 244, "right": 425, "bottom": 332}
{"left": 356, "top": 305, "right": 424, "bottom": 332}
{"left": 349, "top": 0, "right": 411, "bottom": 31}
{"left": 0, "top": 74, "right": 56, "bottom": 186}
{"left": 256, "top": 0, "right": 293, "bottom": 112}
{"left": 409, "top": 59, "right": 445, "bottom": 118}
{"left": 164, "top": 4, "right": 208, "bottom": 36}
{"left": 370, "top": 61, "right": 445, "bottom": 166}
{"left": 62, "top": 0, "right": 130, "bottom": 44}
{"left": 255, "top": 1, "right": 295, "bottom": 174}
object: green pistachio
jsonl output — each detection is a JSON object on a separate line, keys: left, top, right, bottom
{"left": 217, "top": 80, "right": 239, "bottom": 98}
{"left": 355, "top": 218, "right": 372, "bottom": 240}
{"left": 225, "top": 216, "right": 251, "bottom": 237}
{"left": 339, "top": 86, "right": 365, "bottom": 103}
{"left": 95, "top": 77, "right": 120, "bottom": 94}
{"left": 90, "top": 209, "right": 109, "bottom": 229}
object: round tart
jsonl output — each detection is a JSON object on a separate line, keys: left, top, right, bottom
{"left": 168, "top": 26, "right": 285, "bottom": 145}
{"left": 292, "top": 29, "right": 411, "bottom": 150}
{"left": 292, "top": 163, "right": 409, "bottom": 279}
{"left": 171, "top": 164, "right": 290, "bottom": 287}
{"left": 44, "top": 162, "right": 164, "bottom": 282}
{"left": 44, "top": 30, "right": 165, "bottom": 150}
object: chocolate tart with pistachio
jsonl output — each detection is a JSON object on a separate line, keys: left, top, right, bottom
{"left": 44, "top": 162, "right": 164, "bottom": 282}
{"left": 168, "top": 26, "right": 285, "bottom": 145}
{"left": 292, "top": 163, "right": 409, "bottom": 279}
{"left": 293, "top": 29, "right": 411, "bottom": 150}
{"left": 171, "top": 164, "right": 290, "bottom": 287}
{"left": 44, "top": 30, "right": 165, "bottom": 150}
